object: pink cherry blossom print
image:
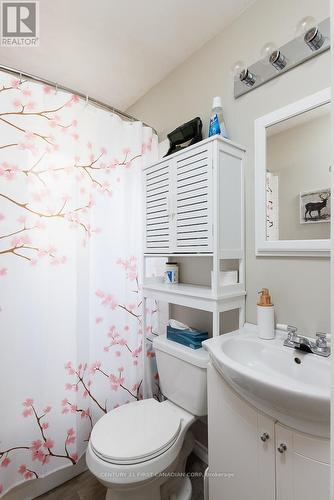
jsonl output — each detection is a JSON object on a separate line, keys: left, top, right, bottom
{"left": 22, "top": 408, "right": 33, "bottom": 417}
{"left": 1, "top": 457, "right": 10, "bottom": 468}
{"left": 30, "top": 440, "right": 42, "bottom": 451}
{"left": 18, "top": 464, "right": 27, "bottom": 475}
{"left": 43, "top": 439, "right": 54, "bottom": 449}
{"left": 0, "top": 71, "right": 156, "bottom": 496}
{"left": 11, "top": 78, "right": 20, "bottom": 88}
{"left": 66, "top": 429, "right": 76, "bottom": 445}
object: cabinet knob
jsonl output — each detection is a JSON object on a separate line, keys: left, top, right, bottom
{"left": 277, "top": 443, "right": 287, "bottom": 453}
{"left": 260, "top": 432, "right": 269, "bottom": 442}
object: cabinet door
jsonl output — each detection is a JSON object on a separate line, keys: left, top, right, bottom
{"left": 174, "top": 144, "right": 213, "bottom": 252}
{"left": 207, "top": 364, "right": 275, "bottom": 500}
{"left": 275, "top": 423, "right": 330, "bottom": 500}
{"left": 144, "top": 160, "right": 173, "bottom": 253}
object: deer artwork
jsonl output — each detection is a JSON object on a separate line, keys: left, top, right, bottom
{"left": 304, "top": 192, "right": 330, "bottom": 221}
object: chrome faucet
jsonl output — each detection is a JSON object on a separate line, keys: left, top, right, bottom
{"left": 281, "top": 325, "right": 330, "bottom": 357}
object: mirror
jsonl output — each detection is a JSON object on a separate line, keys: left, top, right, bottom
{"left": 255, "top": 88, "right": 331, "bottom": 257}
{"left": 266, "top": 103, "right": 331, "bottom": 241}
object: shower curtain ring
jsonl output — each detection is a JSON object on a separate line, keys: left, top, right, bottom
{"left": 19, "top": 72, "right": 22, "bottom": 84}
{"left": 85, "top": 95, "right": 89, "bottom": 107}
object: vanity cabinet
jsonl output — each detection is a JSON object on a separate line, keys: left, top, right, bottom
{"left": 275, "top": 424, "right": 330, "bottom": 500}
{"left": 207, "top": 364, "right": 330, "bottom": 500}
{"left": 207, "top": 363, "right": 276, "bottom": 500}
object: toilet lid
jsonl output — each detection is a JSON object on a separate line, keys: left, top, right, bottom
{"left": 90, "top": 399, "right": 182, "bottom": 464}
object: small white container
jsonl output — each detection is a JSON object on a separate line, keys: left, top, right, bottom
{"left": 165, "top": 262, "right": 179, "bottom": 284}
{"left": 211, "top": 270, "right": 238, "bottom": 287}
{"left": 257, "top": 288, "right": 275, "bottom": 340}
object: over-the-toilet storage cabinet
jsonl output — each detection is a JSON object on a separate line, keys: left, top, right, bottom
{"left": 144, "top": 142, "right": 213, "bottom": 253}
{"left": 142, "top": 136, "right": 246, "bottom": 338}
{"left": 143, "top": 137, "right": 243, "bottom": 258}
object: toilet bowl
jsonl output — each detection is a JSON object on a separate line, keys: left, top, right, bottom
{"left": 86, "top": 336, "right": 209, "bottom": 500}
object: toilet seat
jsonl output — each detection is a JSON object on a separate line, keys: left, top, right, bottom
{"left": 90, "top": 399, "right": 182, "bottom": 465}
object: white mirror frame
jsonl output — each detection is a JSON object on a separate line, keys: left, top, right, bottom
{"left": 255, "top": 87, "right": 331, "bottom": 257}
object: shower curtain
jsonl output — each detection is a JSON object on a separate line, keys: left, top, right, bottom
{"left": 0, "top": 72, "right": 158, "bottom": 496}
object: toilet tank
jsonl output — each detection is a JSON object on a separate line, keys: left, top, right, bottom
{"left": 153, "top": 336, "right": 209, "bottom": 416}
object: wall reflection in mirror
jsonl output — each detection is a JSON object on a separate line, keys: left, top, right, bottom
{"left": 266, "top": 102, "right": 331, "bottom": 241}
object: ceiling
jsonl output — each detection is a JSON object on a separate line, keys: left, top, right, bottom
{"left": 0, "top": 0, "right": 255, "bottom": 111}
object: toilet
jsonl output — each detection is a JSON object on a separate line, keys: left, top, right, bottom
{"left": 86, "top": 335, "right": 209, "bottom": 500}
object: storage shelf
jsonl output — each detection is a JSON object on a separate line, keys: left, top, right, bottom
{"left": 144, "top": 251, "right": 243, "bottom": 259}
{"left": 143, "top": 281, "right": 246, "bottom": 312}
{"left": 142, "top": 137, "right": 246, "bottom": 333}
{"left": 144, "top": 253, "right": 214, "bottom": 257}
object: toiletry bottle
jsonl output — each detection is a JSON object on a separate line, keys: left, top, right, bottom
{"left": 257, "top": 288, "right": 275, "bottom": 340}
{"left": 208, "top": 96, "right": 228, "bottom": 139}
{"left": 164, "top": 262, "right": 179, "bottom": 284}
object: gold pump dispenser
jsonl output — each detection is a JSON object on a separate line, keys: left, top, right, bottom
{"left": 257, "top": 288, "right": 275, "bottom": 339}
{"left": 257, "top": 288, "right": 273, "bottom": 307}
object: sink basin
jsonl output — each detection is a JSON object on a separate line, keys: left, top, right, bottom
{"left": 203, "top": 325, "right": 330, "bottom": 437}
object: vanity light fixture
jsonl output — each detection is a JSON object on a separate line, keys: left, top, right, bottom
{"left": 233, "top": 17, "right": 329, "bottom": 98}
{"left": 239, "top": 68, "right": 256, "bottom": 87}
{"left": 269, "top": 50, "right": 287, "bottom": 70}
{"left": 304, "top": 26, "right": 324, "bottom": 51}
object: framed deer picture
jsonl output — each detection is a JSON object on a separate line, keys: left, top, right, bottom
{"left": 300, "top": 189, "right": 331, "bottom": 224}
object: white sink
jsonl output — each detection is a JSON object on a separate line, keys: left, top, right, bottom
{"left": 203, "top": 324, "right": 330, "bottom": 437}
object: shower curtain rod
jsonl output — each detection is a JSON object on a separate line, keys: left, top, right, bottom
{"left": 0, "top": 64, "right": 158, "bottom": 134}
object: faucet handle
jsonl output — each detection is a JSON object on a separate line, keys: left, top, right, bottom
{"left": 277, "top": 324, "right": 297, "bottom": 337}
{"left": 316, "top": 332, "right": 327, "bottom": 348}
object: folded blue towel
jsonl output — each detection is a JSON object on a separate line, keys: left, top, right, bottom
{"left": 167, "top": 325, "right": 209, "bottom": 349}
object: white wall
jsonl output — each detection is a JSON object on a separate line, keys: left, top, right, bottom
{"left": 128, "top": 0, "right": 331, "bottom": 335}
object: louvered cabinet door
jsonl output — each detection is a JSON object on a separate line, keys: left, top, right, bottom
{"left": 144, "top": 161, "right": 172, "bottom": 253}
{"left": 175, "top": 146, "right": 213, "bottom": 252}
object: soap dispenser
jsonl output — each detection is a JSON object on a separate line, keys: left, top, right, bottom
{"left": 257, "top": 288, "right": 275, "bottom": 340}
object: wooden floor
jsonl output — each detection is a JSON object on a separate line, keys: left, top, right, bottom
{"left": 37, "top": 453, "right": 206, "bottom": 500}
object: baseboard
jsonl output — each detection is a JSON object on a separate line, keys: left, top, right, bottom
{"left": 3, "top": 456, "right": 87, "bottom": 500}
{"left": 193, "top": 440, "right": 208, "bottom": 465}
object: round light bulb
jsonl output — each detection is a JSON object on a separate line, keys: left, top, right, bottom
{"left": 296, "top": 16, "right": 317, "bottom": 36}
{"left": 261, "top": 42, "right": 277, "bottom": 60}
{"left": 230, "top": 60, "right": 245, "bottom": 78}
